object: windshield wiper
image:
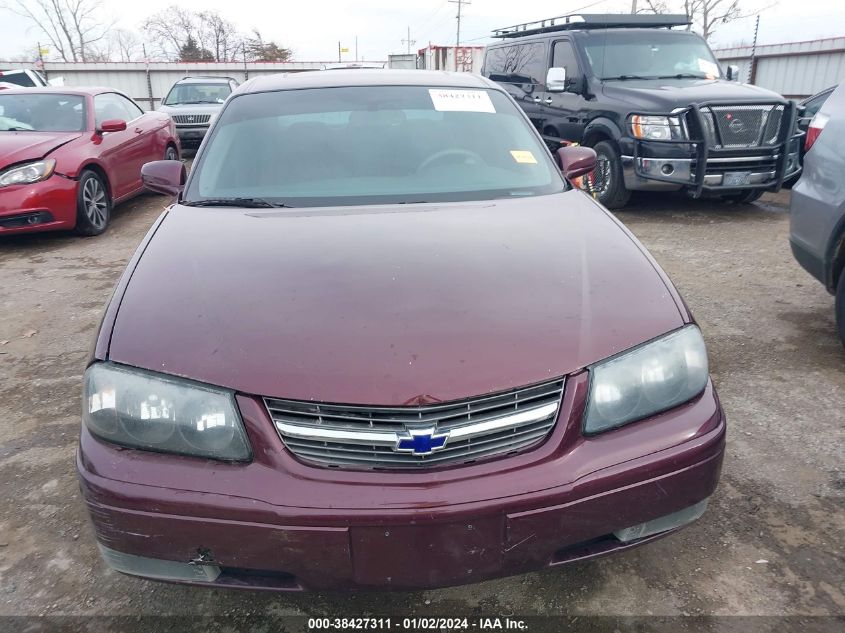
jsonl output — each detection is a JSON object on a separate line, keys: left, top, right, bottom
{"left": 1, "top": 127, "right": 34, "bottom": 132}
{"left": 183, "top": 198, "right": 293, "bottom": 208}
{"left": 655, "top": 73, "right": 708, "bottom": 79}
{"left": 601, "top": 75, "right": 656, "bottom": 81}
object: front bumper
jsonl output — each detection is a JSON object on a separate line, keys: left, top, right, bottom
{"left": 78, "top": 374, "right": 726, "bottom": 591}
{"left": 619, "top": 101, "right": 802, "bottom": 196}
{"left": 0, "top": 175, "right": 78, "bottom": 234}
{"left": 175, "top": 126, "right": 209, "bottom": 147}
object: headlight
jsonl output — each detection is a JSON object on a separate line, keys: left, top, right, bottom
{"left": 0, "top": 159, "right": 56, "bottom": 188}
{"left": 630, "top": 115, "right": 685, "bottom": 141}
{"left": 83, "top": 363, "right": 251, "bottom": 461}
{"left": 584, "top": 326, "right": 709, "bottom": 434}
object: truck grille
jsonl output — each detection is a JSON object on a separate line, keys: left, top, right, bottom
{"left": 699, "top": 105, "right": 784, "bottom": 149}
{"left": 172, "top": 114, "right": 211, "bottom": 125}
{"left": 265, "top": 378, "right": 565, "bottom": 470}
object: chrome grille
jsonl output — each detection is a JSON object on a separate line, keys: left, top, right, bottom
{"left": 699, "top": 105, "right": 784, "bottom": 149}
{"left": 265, "top": 378, "right": 565, "bottom": 469}
{"left": 172, "top": 114, "right": 211, "bottom": 125}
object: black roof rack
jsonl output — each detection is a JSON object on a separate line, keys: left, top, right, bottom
{"left": 492, "top": 13, "right": 691, "bottom": 39}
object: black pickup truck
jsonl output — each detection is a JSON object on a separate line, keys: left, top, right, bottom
{"left": 482, "top": 14, "right": 802, "bottom": 208}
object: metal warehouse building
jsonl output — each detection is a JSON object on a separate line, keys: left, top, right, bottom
{"left": 714, "top": 37, "right": 845, "bottom": 98}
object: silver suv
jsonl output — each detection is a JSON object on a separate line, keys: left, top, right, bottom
{"left": 157, "top": 76, "right": 238, "bottom": 149}
{"left": 789, "top": 82, "right": 845, "bottom": 346}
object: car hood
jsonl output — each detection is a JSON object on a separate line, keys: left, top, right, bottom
{"left": 108, "top": 191, "right": 685, "bottom": 405}
{"left": 157, "top": 103, "right": 223, "bottom": 115}
{"left": 0, "top": 131, "right": 81, "bottom": 170}
{"left": 601, "top": 78, "right": 786, "bottom": 111}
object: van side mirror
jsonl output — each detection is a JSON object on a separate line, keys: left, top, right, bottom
{"left": 141, "top": 160, "right": 187, "bottom": 197}
{"left": 556, "top": 146, "right": 597, "bottom": 181}
{"left": 726, "top": 65, "right": 740, "bottom": 82}
{"left": 547, "top": 67, "right": 567, "bottom": 93}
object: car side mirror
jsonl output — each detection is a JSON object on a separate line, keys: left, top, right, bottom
{"left": 726, "top": 65, "right": 740, "bottom": 82}
{"left": 547, "top": 67, "right": 567, "bottom": 93}
{"left": 141, "top": 160, "right": 187, "bottom": 197}
{"left": 556, "top": 146, "right": 597, "bottom": 181}
{"left": 99, "top": 119, "right": 127, "bottom": 133}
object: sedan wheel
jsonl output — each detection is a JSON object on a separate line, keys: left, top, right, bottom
{"left": 165, "top": 145, "right": 179, "bottom": 161}
{"left": 74, "top": 171, "right": 111, "bottom": 236}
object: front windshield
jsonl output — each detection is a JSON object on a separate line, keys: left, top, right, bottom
{"left": 163, "top": 82, "right": 231, "bottom": 105}
{"left": 0, "top": 93, "right": 85, "bottom": 132}
{"left": 186, "top": 85, "right": 564, "bottom": 207}
{"left": 583, "top": 30, "right": 722, "bottom": 80}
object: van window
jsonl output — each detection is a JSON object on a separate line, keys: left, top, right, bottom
{"left": 0, "top": 71, "right": 36, "bottom": 87}
{"left": 552, "top": 41, "right": 579, "bottom": 77}
{"left": 485, "top": 43, "right": 547, "bottom": 86}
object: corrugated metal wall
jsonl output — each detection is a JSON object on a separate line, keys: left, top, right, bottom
{"left": 715, "top": 38, "right": 845, "bottom": 98}
{"left": 5, "top": 61, "right": 385, "bottom": 110}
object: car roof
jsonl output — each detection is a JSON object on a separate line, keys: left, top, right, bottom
{"left": 239, "top": 69, "right": 498, "bottom": 94}
{"left": 0, "top": 86, "right": 116, "bottom": 96}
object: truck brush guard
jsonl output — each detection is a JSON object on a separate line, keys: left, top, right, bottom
{"left": 629, "top": 99, "right": 802, "bottom": 196}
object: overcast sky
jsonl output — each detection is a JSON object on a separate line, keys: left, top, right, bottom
{"left": 1, "top": 0, "right": 844, "bottom": 61}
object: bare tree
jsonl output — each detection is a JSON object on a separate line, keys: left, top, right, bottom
{"left": 638, "top": 0, "right": 768, "bottom": 40}
{"left": 142, "top": 6, "right": 246, "bottom": 62}
{"left": 198, "top": 11, "right": 241, "bottom": 62}
{"left": 102, "top": 28, "right": 143, "bottom": 62}
{"left": 141, "top": 5, "right": 198, "bottom": 61}
{"left": 3, "top": 0, "right": 110, "bottom": 61}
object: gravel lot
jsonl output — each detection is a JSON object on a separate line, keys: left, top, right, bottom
{"left": 0, "top": 187, "right": 842, "bottom": 626}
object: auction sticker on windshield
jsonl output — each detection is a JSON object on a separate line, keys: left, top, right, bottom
{"left": 429, "top": 89, "right": 496, "bottom": 113}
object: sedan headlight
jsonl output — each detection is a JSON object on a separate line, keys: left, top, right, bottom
{"left": 630, "top": 115, "right": 685, "bottom": 141}
{"left": 83, "top": 363, "right": 251, "bottom": 461}
{"left": 0, "top": 159, "right": 56, "bottom": 188}
{"left": 584, "top": 326, "right": 709, "bottom": 434}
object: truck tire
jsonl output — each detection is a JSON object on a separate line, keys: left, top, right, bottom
{"left": 588, "top": 140, "right": 631, "bottom": 209}
{"left": 836, "top": 270, "right": 845, "bottom": 349}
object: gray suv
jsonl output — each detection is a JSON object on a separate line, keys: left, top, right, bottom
{"left": 157, "top": 76, "right": 238, "bottom": 149}
{"left": 789, "top": 83, "right": 845, "bottom": 346}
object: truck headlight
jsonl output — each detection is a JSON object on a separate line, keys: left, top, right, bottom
{"left": 83, "top": 363, "right": 251, "bottom": 461}
{"left": 0, "top": 159, "right": 55, "bottom": 188}
{"left": 584, "top": 326, "right": 709, "bottom": 434}
{"left": 630, "top": 115, "right": 685, "bottom": 141}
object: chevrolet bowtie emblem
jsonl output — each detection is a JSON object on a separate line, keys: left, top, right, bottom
{"left": 395, "top": 428, "right": 449, "bottom": 456}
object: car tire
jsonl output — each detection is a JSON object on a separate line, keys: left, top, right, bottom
{"left": 165, "top": 144, "right": 179, "bottom": 161}
{"left": 722, "top": 189, "right": 763, "bottom": 204}
{"left": 836, "top": 270, "right": 845, "bottom": 349}
{"left": 73, "top": 170, "right": 111, "bottom": 236}
{"left": 587, "top": 140, "right": 631, "bottom": 210}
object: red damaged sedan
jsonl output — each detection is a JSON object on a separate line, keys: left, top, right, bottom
{"left": 78, "top": 71, "right": 725, "bottom": 591}
{"left": 0, "top": 88, "right": 179, "bottom": 236}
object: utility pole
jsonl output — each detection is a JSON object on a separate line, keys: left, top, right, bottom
{"left": 631, "top": 0, "right": 637, "bottom": 14}
{"left": 448, "top": 0, "right": 471, "bottom": 46}
{"left": 748, "top": 15, "right": 760, "bottom": 84}
{"left": 401, "top": 26, "right": 416, "bottom": 55}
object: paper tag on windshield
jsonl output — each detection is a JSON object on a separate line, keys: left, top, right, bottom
{"left": 697, "top": 58, "right": 719, "bottom": 79}
{"left": 429, "top": 89, "right": 496, "bottom": 113}
{"left": 510, "top": 150, "right": 537, "bottom": 164}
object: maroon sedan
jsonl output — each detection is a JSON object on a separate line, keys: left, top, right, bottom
{"left": 0, "top": 88, "right": 179, "bottom": 236}
{"left": 79, "top": 71, "right": 725, "bottom": 591}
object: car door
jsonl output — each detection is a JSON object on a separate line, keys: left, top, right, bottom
{"left": 542, "top": 39, "right": 589, "bottom": 143}
{"left": 484, "top": 42, "right": 548, "bottom": 134}
{"left": 93, "top": 93, "right": 150, "bottom": 198}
